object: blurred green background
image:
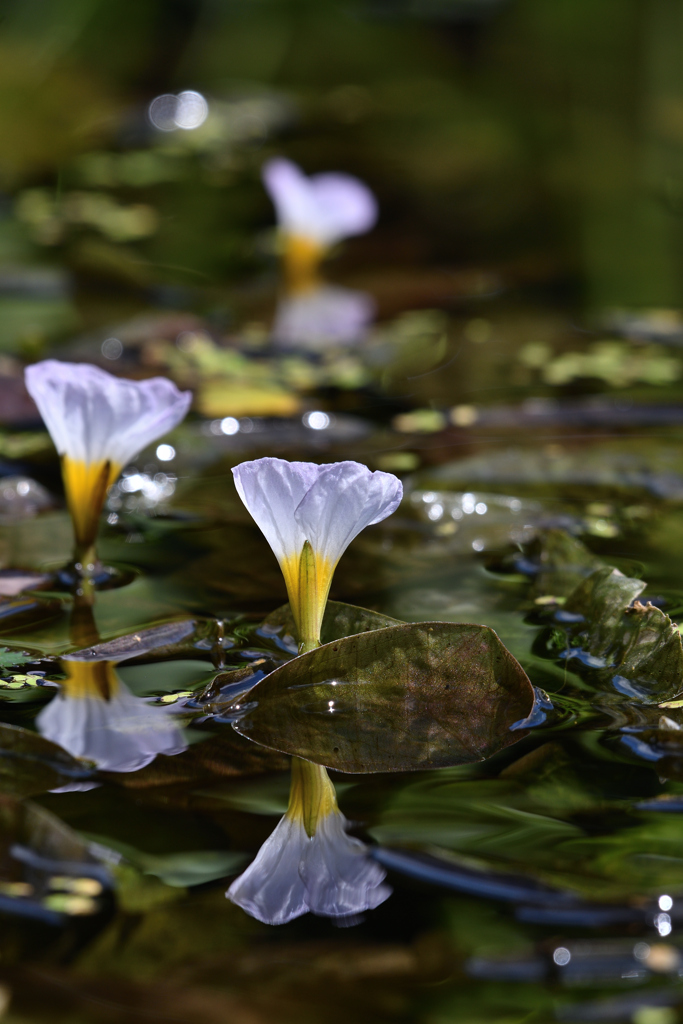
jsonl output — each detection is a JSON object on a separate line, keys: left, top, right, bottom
{"left": 0, "top": 0, "right": 682, "bottom": 361}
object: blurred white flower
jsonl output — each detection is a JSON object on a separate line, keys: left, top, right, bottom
{"left": 36, "top": 660, "right": 186, "bottom": 773}
{"left": 272, "top": 283, "right": 375, "bottom": 349}
{"left": 25, "top": 360, "right": 191, "bottom": 559}
{"left": 262, "top": 157, "right": 377, "bottom": 289}
{"left": 227, "top": 758, "right": 390, "bottom": 925}
{"left": 232, "top": 458, "right": 402, "bottom": 651}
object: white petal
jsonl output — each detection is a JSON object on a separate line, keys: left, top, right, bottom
{"left": 36, "top": 681, "right": 187, "bottom": 773}
{"left": 262, "top": 159, "right": 319, "bottom": 240}
{"left": 304, "top": 172, "right": 378, "bottom": 246}
{"left": 294, "top": 461, "right": 402, "bottom": 566}
{"left": 262, "top": 158, "right": 377, "bottom": 246}
{"left": 25, "top": 360, "right": 191, "bottom": 467}
{"left": 226, "top": 814, "right": 310, "bottom": 925}
{"left": 272, "top": 285, "right": 375, "bottom": 349}
{"left": 301, "top": 811, "right": 391, "bottom": 918}
{"left": 232, "top": 458, "right": 321, "bottom": 563}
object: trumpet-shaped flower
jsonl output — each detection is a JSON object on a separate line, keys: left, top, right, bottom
{"left": 232, "top": 458, "right": 402, "bottom": 651}
{"left": 227, "top": 757, "right": 390, "bottom": 925}
{"left": 272, "top": 283, "right": 375, "bottom": 349}
{"left": 25, "top": 360, "right": 191, "bottom": 561}
{"left": 262, "top": 158, "right": 378, "bottom": 289}
{"left": 36, "top": 660, "right": 187, "bottom": 773}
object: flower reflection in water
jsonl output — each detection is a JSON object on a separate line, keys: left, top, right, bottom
{"left": 271, "top": 282, "right": 375, "bottom": 349}
{"left": 37, "top": 659, "right": 187, "bottom": 773}
{"left": 228, "top": 757, "right": 390, "bottom": 925}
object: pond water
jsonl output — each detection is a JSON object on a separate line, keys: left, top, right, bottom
{"left": 0, "top": 2, "right": 683, "bottom": 1022}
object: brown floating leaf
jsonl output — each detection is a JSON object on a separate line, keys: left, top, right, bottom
{"left": 0, "top": 722, "right": 93, "bottom": 796}
{"left": 68, "top": 619, "right": 197, "bottom": 663}
{"left": 258, "top": 600, "right": 404, "bottom": 650}
{"left": 532, "top": 529, "right": 605, "bottom": 599}
{"left": 553, "top": 566, "right": 683, "bottom": 703}
{"left": 233, "top": 622, "right": 534, "bottom": 773}
{"left": 102, "top": 731, "right": 289, "bottom": 789}
{"left": 562, "top": 568, "right": 646, "bottom": 658}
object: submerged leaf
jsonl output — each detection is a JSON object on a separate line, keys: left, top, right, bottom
{"left": 232, "top": 622, "right": 535, "bottom": 773}
{"left": 84, "top": 834, "right": 245, "bottom": 888}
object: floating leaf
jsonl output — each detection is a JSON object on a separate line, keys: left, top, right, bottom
{"left": 0, "top": 647, "right": 33, "bottom": 670}
{"left": 232, "top": 622, "right": 535, "bottom": 773}
{"left": 531, "top": 529, "right": 605, "bottom": 599}
{"left": 102, "top": 729, "right": 289, "bottom": 788}
{"left": 0, "top": 722, "right": 93, "bottom": 796}
{"left": 257, "top": 599, "right": 405, "bottom": 651}
{"left": 562, "top": 568, "right": 646, "bottom": 658}
{"left": 68, "top": 619, "right": 197, "bottom": 663}
{"left": 551, "top": 567, "right": 683, "bottom": 703}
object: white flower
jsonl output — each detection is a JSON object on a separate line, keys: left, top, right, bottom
{"left": 25, "top": 360, "right": 191, "bottom": 554}
{"left": 232, "top": 458, "right": 402, "bottom": 649}
{"left": 227, "top": 759, "right": 390, "bottom": 925}
{"left": 262, "top": 157, "right": 378, "bottom": 249}
{"left": 36, "top": 660, "right": 187, "bottom": 773}
{"left": 272, "top": 283, "right": 375, "bottom": 349}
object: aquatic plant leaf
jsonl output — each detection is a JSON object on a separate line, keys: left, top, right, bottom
{"left": 68, "top": 619, "right": 197, "bottom": 663}
{"left": 532, "top": 529, "right": 604, "bottom": 598}
{"left": 0, "top": 647, "right": 33, "bottom": 670}
{"left": 610, "top": 602, "right": 683, "bottom": 702}
{"left": 102, "top": 730, "right": 289, "bottom": 788}
{"left": 0, "top": 797, "right": 108, "bottom": 924}
{"left": 258, "top": 599, "right": 404, "bottom": 650}
{"left": 232, "top": 622, "right": 535, "bottom": 773}
{"left": 555, "top": 566, "right": 683, "bottom": 702}
{"left": 84, "top": 834, "right": 245, "bottom": 888}
{"left": 415, "top": 439, "right": 683, "bottom": 501}
{"left": 117, "top": 658, "right": 213, "bottom": 697}
{"left": 562, "top": 567, "right": 646, "bottom": 658}
{"left": 0, "top": 722, "right": 93, "bottom": 796}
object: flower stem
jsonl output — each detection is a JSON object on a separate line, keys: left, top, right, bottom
{"left": 297, "top": 540, "right": 324, "bottom": 654}
{"left": 287, "top": 757, "right": 338, "bottom": 838}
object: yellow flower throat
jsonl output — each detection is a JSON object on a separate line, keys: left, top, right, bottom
{"left": 287, "top": 756, "right": 338, "bottom": 838}
{"left": 61, "top": 456, "right": 120, "bottom": 552}
{"left": 61, "top": 660, "right": 119, "bottom": 700}
{"left": 280, "top": 541, "right": 334, "bottom": 653}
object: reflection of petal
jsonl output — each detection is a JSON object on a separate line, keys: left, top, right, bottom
{"left": 227, "top": 815, "right": 309, "bottom": 925}
{"left": 301, "top": 811, "right": 392, "bottom": 918}
{"left": 227, "top": 810, "right": 390, "bottom": 925}
{"left": 262, "top": 158, "right": 377, "bottom": 247}
{"left": 272, "top": 284, "right": 375, "bottom": 349}
{"left": 36, "top": 681, "right": 187, "bottom": 773}
{"left": 25, "top": 360, "right": 191, "bottom": 468}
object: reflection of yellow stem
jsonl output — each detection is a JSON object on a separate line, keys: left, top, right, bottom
{"left": 69, "top": 597, "right": 100, "bottom": 648}
{"left": 287, "top": 756, "right": 338, "bottom": 838}
{"left": 282, "top": 235, "right": 325, "bottom": 293}
{"left": 61, "top": 456, "right": 120, "bottom": 562}
{"left": 61, "top": 660, "right": 118, "bottom": 700}
{"left": 281, "top": 541, "right": 334, "bottom": 654}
